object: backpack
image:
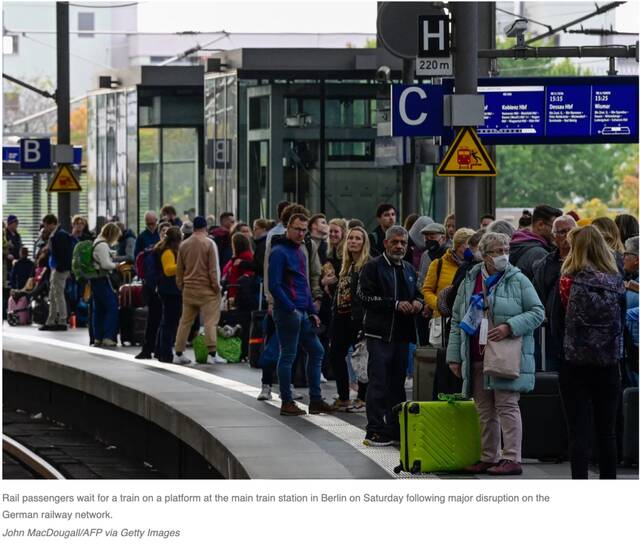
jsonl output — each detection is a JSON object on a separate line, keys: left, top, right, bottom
{"left": 564, "top": 269, "right": 625, "bottom": 367}
{"left": 72, "top": 240, "right": 105, "bottom": 280}
{"left": 136, "top": 248, "right": 160, "bottom": 289}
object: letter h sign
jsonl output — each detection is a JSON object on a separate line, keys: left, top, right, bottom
{"left": 418, "top": 15, "right": 450, "bottom": 57}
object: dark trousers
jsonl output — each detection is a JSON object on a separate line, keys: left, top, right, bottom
{"left": 329, "top": 314, "right": 359, "bottom": 401}
{"left": 559, "top": 364, "right": 621, "bottom": 479}
{"left": 142, "top": 284, "right": 162, "bottom": 355}
{"left": 157, "top": 293, "right": 181, "bottom": 363}
{"left": 365, "top": 338, "right": 408, "bottom": 439}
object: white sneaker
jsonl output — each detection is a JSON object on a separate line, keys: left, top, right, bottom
{"left": 207, "top": 353, "right": 227, "bottom": 364}
{"left": 405, "top": 377, "right": 414, "bottom": 390}
{"left": 101, "top": 338, "right": 117, "bottom": 348}
{"left": 320, "top": 373, "right": 328, "bottom": 383}
{"left": 290, "top": 386, "right": 303, "bottom": 400}
{"left": 173, "top": 354, "right": 191, "bottom": 365}
{"left": 257, "top": 385, "right": 272, "bottom": 401}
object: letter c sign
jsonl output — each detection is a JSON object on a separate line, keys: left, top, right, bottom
{"left": 399, "top": 87, "right": 428, "bottom": 126}
{"left": 391, "top": 84, "right": 445, "bottom": 138}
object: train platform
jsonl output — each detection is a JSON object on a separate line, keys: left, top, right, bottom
{"left": 3, "top": 323, "right": 638, "bottom": 480}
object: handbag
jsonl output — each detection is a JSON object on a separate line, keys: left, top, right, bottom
{"left": 481, "top": 284, "right": 522, "bottom": 380}
{"left": 428, "top": 316, "right": 443, "bottom": 347}
{"left": 350, "top": 336, "right": 369, "bottom": 383}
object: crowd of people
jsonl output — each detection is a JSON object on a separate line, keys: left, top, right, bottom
{"left": 3, "top": 201, "right": 638, "bottom": 479}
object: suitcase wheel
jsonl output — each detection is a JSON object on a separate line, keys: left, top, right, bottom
{"left": 7, "top": 313, "right": 18, "bottom": 326}
{"left": 408, "top": 403, "right": 420, "bottom": 414}
{"left": 410, "top": 461, "right": 421, "bottom": 474}
{"left": 393, "top": 464, "right": 403, "bottom": 474}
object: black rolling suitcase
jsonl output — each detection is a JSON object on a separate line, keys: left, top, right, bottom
{"left": 622, "top": 387, "right": 638, "bottom": 466}
{"left": 412, "top": 346, "right": 439, "bottom": 401}
{"left": 520, "top": 372, "right": 568, "bottom": 461}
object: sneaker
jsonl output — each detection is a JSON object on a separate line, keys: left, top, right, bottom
{"left": 38, "top": 324, "right": 57, "bottom": 331}
{"left": 347, "top": 399, "right": 366, "bottom": 413}
{"left": 257, "top": 385, "right": 272, "bottom": 401}
{"left": 101, "top": 338, "right": 117, "bottom": 348}
{"left": 207, "top": 353, "right": 227, "bottom": 364}
{"left": 320, "top": 373, "right": 328, "bottom": 383}
{"left": 405, "top": 377, "right": 413, "bottom": 390}
{"left": 280, "top": 401, "right": 306, "bottom": 416}
{"left": 363, "top": 432, "right": 393, "bottom": 447}
{"left": 54, "top": 324, "right": 68, "bottom": 331}
{"left": 486, "top": 459, "right": 523, "bottom": 476}
{"left": 463, "top": 461, "right": 496, "bottom": 474}
{"left": 290, "top": 386, "right": 303, "bottom": 400}
{"left": 331, "top": 399, "right": 352, "bottom": 412}
{"left": 93, "top": 340, "right": 103, "bottom": 347}
{"left": 173, "top": 354, "right": 191, "bottom": 365}
{"left": 135, "top": 351, "right": 153, "bottom": 360}
{"left": 308, "top": 399, "right": 338, "bottom": 415}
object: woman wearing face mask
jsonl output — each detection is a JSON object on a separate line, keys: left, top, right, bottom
{"left": 446, "top": 232, "right": 544, "bottom": 476}
{"left": 422, "top": 228, "right": 476, "bottom": 347}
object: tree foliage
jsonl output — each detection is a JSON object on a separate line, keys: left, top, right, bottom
{"left": 493, "top": 38, "right": 639, "bottom": 210}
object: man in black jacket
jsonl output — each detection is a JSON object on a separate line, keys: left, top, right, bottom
{"left": 369, "top": 203, "right": 397, "bottom": 257}
{"left": 40, "top": 214, "right": 73, "bottom": 331}
{"left": 532, "top": 215, "right": 577, "bottom": 371}
{"left": 358, "top": 225, "right": 424, "bottom": 446}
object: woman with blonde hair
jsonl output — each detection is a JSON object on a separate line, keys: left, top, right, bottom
{"left": 91, "top": 222, "right": 121, "bottom": 347}
{"left": 559, "top": 225, "right": 625, "bottom": 479}
{"left": 328, "top": 226, "right": 371, "bottom": 411}
{"left": 592, "top": 216, "right": 624, "bottom": 272}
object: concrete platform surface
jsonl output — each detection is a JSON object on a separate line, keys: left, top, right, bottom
{"left": 3, "top": 324, "right": 638, "bottom": 480}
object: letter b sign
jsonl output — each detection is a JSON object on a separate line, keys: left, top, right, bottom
{"left": 20, "top": 138, "right": 51, "bottom": 170}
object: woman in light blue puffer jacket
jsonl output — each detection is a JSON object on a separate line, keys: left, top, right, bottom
{"left": 447, "top": 232, "right": 544, "bottom": 476}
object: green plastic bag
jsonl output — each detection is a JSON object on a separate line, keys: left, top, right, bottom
{"left": 216, "top": 336, "right": 242, "bottom": 363}
{"left": 193, "top": 333, "right": 209, "bottom": 364}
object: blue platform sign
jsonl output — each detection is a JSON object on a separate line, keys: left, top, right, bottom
{"left": 19, "top": 138, "right": 51, "bottom": 170}
{"left": 391, "top": 84, "right": 445, "bottom": 137}
{"left": 3, "top": 144, "right": 83, "bottom": 166}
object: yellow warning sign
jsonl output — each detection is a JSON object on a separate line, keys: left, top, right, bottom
{"left": 436, "top": 126, "right": 497, "bottom": 177}
{"left": 47, "top": 164, "right": 82, "bottom": 192}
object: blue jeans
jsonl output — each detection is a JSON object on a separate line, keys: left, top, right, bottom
{"left": 273, "top": 308, "right": 324, "bottom": 402}
{"left": 157, "top": 293, "right": 181, "bottom": 362}
{"left": 90, "top": 277, "right": 118, "bottom": 342}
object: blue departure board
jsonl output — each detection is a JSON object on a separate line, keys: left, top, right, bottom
{"left": 455, "top": 76, "right": 639, "bottom": 145}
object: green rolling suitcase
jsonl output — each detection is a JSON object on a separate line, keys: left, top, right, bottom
{"left": 394, "top": 395, "right": 481, "bottom": 474}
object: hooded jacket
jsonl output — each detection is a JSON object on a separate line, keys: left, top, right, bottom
{"left": 509, "top": 229, "right": 553, "bottom": 280}
{"left": 446, "top": 262, "right": 545, "bottom": 396}
{"left": 407, "top": 216, "right": 434, "bottom": 271}
{"left": 268, "top": 237, "right": 316, "bottom": 315}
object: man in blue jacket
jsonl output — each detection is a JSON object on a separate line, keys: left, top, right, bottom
{"left": 40, "top": 214, "right": 73, "bottom": 331}
{"left": 268, "top": 213, "right": 336, "bottom": 416}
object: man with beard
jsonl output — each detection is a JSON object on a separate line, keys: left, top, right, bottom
{"left": 358, "top": 226, "right": 423, "bottom": 446}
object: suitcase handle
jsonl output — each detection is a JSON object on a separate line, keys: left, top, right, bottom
{"left": 437, "top": 393, "right": 467, "bottom": 403}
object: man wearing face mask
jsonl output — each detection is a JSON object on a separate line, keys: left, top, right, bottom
{"left": 417, "top": 222, "right": 448, "bottom": 287}
{"left": 357, "top": 226, "right": 424, "bottom": 446}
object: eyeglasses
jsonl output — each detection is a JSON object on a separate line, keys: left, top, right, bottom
{"left": 624, "top": 252, "right": 638, "bottom": 258}
{"left": 552, "top": 228, "right": 571, "bottom": 236}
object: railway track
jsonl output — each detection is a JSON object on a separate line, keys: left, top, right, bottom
{"left": 3, "top": 434, "right": 66, "bottom": 480}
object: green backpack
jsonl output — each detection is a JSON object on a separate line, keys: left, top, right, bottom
{"left": 72, "top": 240, "right": 105, "bottom": 280}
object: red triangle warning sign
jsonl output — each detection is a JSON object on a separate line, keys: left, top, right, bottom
{"left": 48, "top": 164, "right": 82, "bottom": 192}
{"left": 436, "top": 126, "right": 497, "bottom": 177}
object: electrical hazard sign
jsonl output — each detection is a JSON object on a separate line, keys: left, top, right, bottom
{"left": 436, "top": 126, "right": 497, "bottom": 177}
{"left": 47, "top": 164, "right": 82, "bottom": 192}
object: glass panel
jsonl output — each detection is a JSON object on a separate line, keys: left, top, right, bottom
{"left": 327, "top": 140, "right": 374, "bottom": 161}
{"left": 249, "top": 141, "right": 269, "bottom": 220}
{"left": 249, "top": 96, "right": 269, "bottom": 129}
{"left": 326, "top": 98, "right": 376, "bottom": 128}
{"left": 126, "top": 90, "right": 138, "bottom": 231}
{"left": 87, "top": 95, "right": 97, "bottom": 226}
{"left": 284, "top": 97, "right": 320, "bottom": 127}
{"left": 162, "top": 128, "right": 198, "bottom": 222}
{"left": 96, "top": 94, "right": 107, "bottom": 221}
{"left": 282, "top": 140, "right": 320, "bottom": 213}
{"left": 138, "top": 128, "right": 161, "bottom": 222}
{"left": 106, "top": 93, "right": 117, "bottom": 219}
{"left": 116, "top": 92, "right": 127, "bottom": 222}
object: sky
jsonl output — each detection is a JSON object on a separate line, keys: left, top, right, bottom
{"left": 135, "top": 0, "right": 639, "bottom": 34}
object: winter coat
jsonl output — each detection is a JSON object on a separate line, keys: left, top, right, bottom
{"left": 134, "top": 228, "right": 160, "bottom": 257}
{"left": 368, "top": 225, "right": 386, "bottom": 257}
{"left": 422, "top": 249, "right": 460, "bottom": 317}
{"left": 357, "top": 253, "right": 422, "bottom": 343}
{"left": 222, "top": 249, "right": 254, "bottom": 299}
{"left": 509, "top": 229, "right": 553, "bottom": 280}
{"left": 48, "top": 227, "right": 73, "bottom": 272}
{"left": 446, "top": 263, "right": 545, "bottom": 396}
